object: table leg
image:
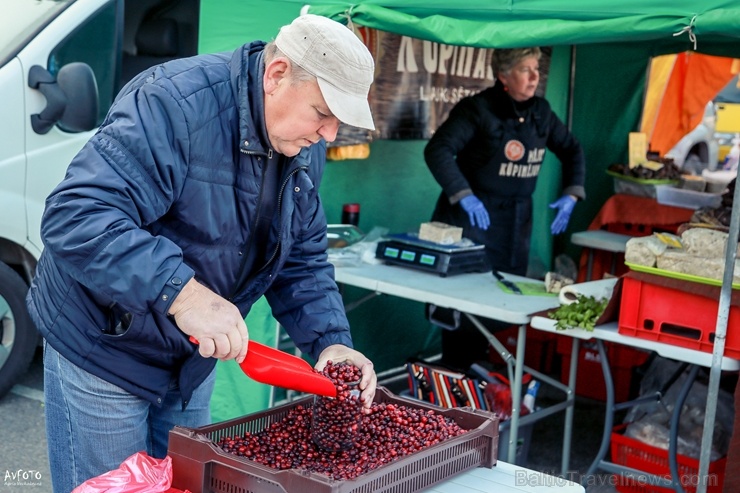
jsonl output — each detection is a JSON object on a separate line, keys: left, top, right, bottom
{"left": 563, "top": 338, "right": 579, "bottom": 474}
{"left": 465, "top": 314, "right": 574, "bottom": 470}
{"left": 583, "top": 341, "right": 697, "bottom": 493}
{"left": 585, "top": 339, "right": 615, "bottom": 478}
{"left": 586, "top": 250, "right": 594, "bottom": 281}
{"left": 463, "top": 314, "right": 523, "bottom": 463}
{"left": 668, "top": 365, "right": 700, "bottom": 493}
{"left": 508, "top": 323, "right": 527, "bottom": 464}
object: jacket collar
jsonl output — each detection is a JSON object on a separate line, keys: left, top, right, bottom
{"left": 231, "top": 41, "right": 270, "bottom": 157}
{"left": 230, "top": 42, "right": 315, "bottom": 172}
{"left": 230, "top": 41, "right": 318, "bottom": 174}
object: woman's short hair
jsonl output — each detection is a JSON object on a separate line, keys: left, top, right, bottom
{"left": 491, "top": 47, "right": 542, "bottom": 76}
{"left": 264, "top": 41, "right": 314, "bottom": 84}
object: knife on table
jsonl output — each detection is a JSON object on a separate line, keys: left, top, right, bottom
{"left": 493, "top": 271, "right": 523, "bottom": 294}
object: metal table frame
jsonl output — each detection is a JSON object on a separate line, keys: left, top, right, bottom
{"left": 531, "top": 312, "right": 740, "bottom": 492}
{"left": 333, "top": 262, "right": 573, "bottom": 470}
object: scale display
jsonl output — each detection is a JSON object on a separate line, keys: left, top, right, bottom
{"left": 375, "top": 237, "right": 490, "bottom": 277}
{"left": 381, "top": 244, "right": 438, "bottom": 266}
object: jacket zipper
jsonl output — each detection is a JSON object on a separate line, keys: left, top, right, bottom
{"left": 260, "top": 166, "right": 306, "bottom": 268}
{"left": 228, "top": 163, "right": 307, "bottom": 300}
{"left": 229, "top": 149, "right": 271, "bottom": 300}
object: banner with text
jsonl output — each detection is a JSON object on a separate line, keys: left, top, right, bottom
{"left": 331, "top": 28, "right": 551, "bottom": 146}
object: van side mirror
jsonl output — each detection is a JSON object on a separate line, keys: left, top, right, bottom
{"left": 28, "top": 63, "right": 99, "bottom": 134}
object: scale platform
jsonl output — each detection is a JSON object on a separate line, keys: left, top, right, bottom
{"left": 375, "top": 233, "right": 491, "bottom": 277}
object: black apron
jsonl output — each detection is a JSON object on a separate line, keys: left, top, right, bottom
{"left": 431, "top": 113, "right": 547, "bottom": 276}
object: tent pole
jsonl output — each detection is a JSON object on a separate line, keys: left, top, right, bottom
{"left": 697, "top": 181, "right": 740, "bottom": 493}
{"left": 567, "top": 45, "right": 576, "bottom": 131}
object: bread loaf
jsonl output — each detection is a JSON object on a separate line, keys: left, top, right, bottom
{"left": 681, "top": 228, "right": 740, "bottom": 259}
{"left": 656, "top": 250, "right": 740, "bottom": 283}
{"left": 625, "top": 235, "right": 667, "bottom": 267}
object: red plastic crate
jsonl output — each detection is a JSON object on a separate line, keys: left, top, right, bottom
{"left": 618, "top": 274, "right": 740, "bottom": 359}
{"left": 555, "top": 336, "right": 650, "bottom": 402}
{"left": 610, "top": 426, "right": 726, "bottom": 493}
{"left": 169, "top": 387, "right": 499, "bottom": 493}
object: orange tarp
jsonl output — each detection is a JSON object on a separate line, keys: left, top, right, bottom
{"left": 642, "top": 53, "right": 735, "bottom": 156}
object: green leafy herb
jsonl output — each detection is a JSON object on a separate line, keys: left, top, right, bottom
{"left": 548, "top": 294, "right": 608, "bottom": 331}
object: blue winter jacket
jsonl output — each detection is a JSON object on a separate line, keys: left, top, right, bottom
{"left": 26, "top": 41, "right": 352, "bottom": 407}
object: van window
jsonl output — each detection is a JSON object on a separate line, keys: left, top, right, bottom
{"left": 48, "top": 1, "right": 120, "bottom": 129}
{"left": 0, "top": 0, "right": 74, "bottom": 68}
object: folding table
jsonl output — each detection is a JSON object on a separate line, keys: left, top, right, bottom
{"left": 334, "top": 262, "right": 568, "bottom": 467}
{"left": 531, "top": 291, "right": 740, "bottom": 492}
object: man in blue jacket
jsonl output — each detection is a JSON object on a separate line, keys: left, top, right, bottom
{"left": 26, "top": 14, "right": 377, "bottom": 492}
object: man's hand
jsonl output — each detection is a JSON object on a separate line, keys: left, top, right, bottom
{"left": 168, "top": 278, "right": 249, "bottom": 363}
{"left": 316, "top": 345, "right": 377, "bottom": 412}
{"left": 459, "top": 195, "right": 490, "bottom": 230}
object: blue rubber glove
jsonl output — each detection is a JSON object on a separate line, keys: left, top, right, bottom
{"left": 548, "top": 195, "right": 577, "bottom": 235}
{"left": 459, "top": 195, "right": 490, "bottom": 230}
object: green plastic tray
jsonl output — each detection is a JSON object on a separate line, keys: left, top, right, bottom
{"left": 625, "top": 262, "right": 740, "bottom": 290}
{"left": 606, "top": 169, "right": 679, "bottom": 185}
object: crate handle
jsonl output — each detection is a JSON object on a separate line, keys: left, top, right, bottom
{"left": 660, "top": 322, "right": 702, "bottom": 341}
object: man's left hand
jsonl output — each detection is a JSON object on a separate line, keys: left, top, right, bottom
{"left": 316, "top": 345, "right": 377, "bottom": 412}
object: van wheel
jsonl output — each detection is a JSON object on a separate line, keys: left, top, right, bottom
{"left": 0, "top": 262, "right": 37, "bottom": 400}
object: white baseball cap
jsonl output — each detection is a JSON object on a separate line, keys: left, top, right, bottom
{"left": 275, "top": 14, "right": 375, "bottom": 130}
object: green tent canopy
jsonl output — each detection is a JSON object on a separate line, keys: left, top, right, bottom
{"left": 303, "top": 1, "right": 740, "bottom": 55}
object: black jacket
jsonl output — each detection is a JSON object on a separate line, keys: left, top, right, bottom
{"left": 425, "top": 82, "right": 585, "bottom": 203}
{"left": 424, "top": 82, "right": 586, "bottom": 273}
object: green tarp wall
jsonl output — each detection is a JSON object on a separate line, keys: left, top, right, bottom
{"left": 199, "top": 0, "right": 740, "bottom": 420}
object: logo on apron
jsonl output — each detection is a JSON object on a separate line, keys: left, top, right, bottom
{"left": 504, "top": 139, "right": 525, "bottom": 161}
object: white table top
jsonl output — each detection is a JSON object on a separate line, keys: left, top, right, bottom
{"left": 530, "top": 277, "right": 740, "bottom": 369}
{"left": 531, "top": 317, "right": 740, "bottom": 371}
{"left": 570, "top": 230, "right": 632, "bottom": 253}
{"left": 334, "top": 263, "right": 561, "bottom": 325}
{"left": 429, "top": 462, "right": 584, "bottom": 492}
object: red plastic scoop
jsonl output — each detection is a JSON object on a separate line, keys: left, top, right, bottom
{"left": 190, "top": 337, "right": 337, "bottom": 397}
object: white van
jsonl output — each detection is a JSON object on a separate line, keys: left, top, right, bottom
{"left": 0, "top": 0, "right": 199, "bottom": 399}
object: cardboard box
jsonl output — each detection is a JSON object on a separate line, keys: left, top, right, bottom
{"left": 628, "top": 132, "right": 648, "bottom": 168}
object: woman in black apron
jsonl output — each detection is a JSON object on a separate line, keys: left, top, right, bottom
{"left": 424, "top": 47, "right": 586, "bottom": 369}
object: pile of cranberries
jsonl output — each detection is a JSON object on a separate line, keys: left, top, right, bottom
{"left": 216, "top": 361, "right": 468, "bottom": 481}
{"left": 311, "top": 361, "right": 363, "bottom": 452}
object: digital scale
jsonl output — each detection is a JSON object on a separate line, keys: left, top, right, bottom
{"left": 375, "top": 233, "right": 491, "bottom": 277}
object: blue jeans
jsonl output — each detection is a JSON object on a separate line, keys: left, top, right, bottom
{"left": 43, "top": 341, "right": 216, "bottom": 493}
